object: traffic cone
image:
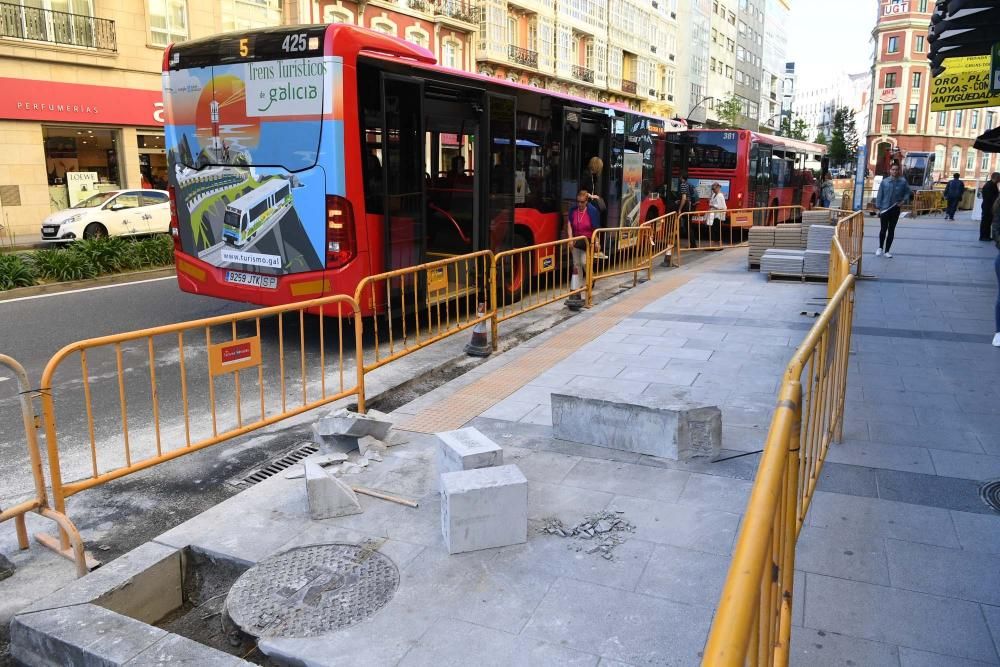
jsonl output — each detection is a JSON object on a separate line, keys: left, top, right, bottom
{"left": 565, "top": 262, "right": 584, "bottom": 311}
{"left": 464, "top": 301, "right": 491, "bottom": 357}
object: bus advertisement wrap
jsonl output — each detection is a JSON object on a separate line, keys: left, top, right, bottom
{"left": 163, "top": 56, "right": 345, "bottom": 277}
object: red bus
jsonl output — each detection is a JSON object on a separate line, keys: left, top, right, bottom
{"left": 162, "top": 24, "right": 674, "bottom": 313}
{"left": 665, "top": 129, "right": 828, "bottom": 223}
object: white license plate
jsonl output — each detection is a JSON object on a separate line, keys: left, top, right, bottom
{"left": 225, "top": 270, "right": 278, "bottom": 289}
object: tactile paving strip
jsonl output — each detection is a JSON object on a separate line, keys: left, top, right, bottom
{"left": 400, "top": 269, "right": 698, "bottom": 433}
{"left": 225, "top": 543, "right": 399, "bottom": 639}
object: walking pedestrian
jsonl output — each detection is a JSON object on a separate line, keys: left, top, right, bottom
{"left": 980, "top": 172, "right": 1000, "bottom": 242}
{"left": 944, "top": 173, "right": 965, "bottom": 220}
{"left": 992, "top": 198, "right": 1000, "bottom": 347}
{"left": 566, "top": 190, "right": 604, "bottom": 284}
{"left": 678, "top": 173, "right": 697, "bottom": 247}
{"left": 820, "top": 172, "right": 835, "bottom": 208}
{"left": 874, "top": 163, "right": 912, "bottom": 258}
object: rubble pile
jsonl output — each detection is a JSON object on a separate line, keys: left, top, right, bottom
{"left": 540, "top": 511, "right": 635, "bottom": 560}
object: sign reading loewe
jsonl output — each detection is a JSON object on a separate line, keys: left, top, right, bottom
{"left": 0, "top": 77, "right": 164, "bottom": 125}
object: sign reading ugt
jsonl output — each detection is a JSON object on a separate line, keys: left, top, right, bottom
{"left": 245, "top": 57, "right": 332, "bottom": 117}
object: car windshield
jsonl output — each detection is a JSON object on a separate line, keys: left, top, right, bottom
{"left": 72, "top": 192, "right": 118, "bottom": 209}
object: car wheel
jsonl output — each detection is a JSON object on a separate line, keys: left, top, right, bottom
{"left": 83, "top": 223, "right": 108, "bottom": 239}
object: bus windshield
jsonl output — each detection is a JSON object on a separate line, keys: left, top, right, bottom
{"left": 163, "top": 56, "right": 336, "bottom": 172}
{"left": 684, "top": 131, "right": 739, "bottom": 170}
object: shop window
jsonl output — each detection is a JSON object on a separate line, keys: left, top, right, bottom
{"left": 138, "top": 132, "right": 167, "bottom": 189}
{"left": 149, "top": 0, "right": 188, "bottom": 47}
{"left": 43, "top": 126, "right": 122, "bottom": 211}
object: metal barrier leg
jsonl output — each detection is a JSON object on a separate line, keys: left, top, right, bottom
{"left": 775, "top": 381, "right": 802, "bottom": 665}
{"left": 15, "top": 514, "right": 28, "bottom": 550}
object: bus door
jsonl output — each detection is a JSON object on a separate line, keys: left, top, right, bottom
{"left": 749, "top": 142, "right": 772, "bottom": 225}
{"left": 380, "top": 74, "right": 426, "bottom": 274}
{"left": 481, "top": 93, "right": 516, "bottom": 254}
{"left": 560, "top": 108, "right": 611, "bottom": 220}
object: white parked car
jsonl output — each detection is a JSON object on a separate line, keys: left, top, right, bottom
{"left": 40, "top": 189, "right": 171, "bottom": 242}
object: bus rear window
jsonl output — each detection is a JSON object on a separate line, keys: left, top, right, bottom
{"left": 163, "top": 56, "right": 338, "bottom": 172}
{"left": 684, "top": 131, "right": 739, "bottom": 170}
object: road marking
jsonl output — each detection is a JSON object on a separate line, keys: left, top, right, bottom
{"left": 0, "top": 276, "right": 176, "bottom": 305}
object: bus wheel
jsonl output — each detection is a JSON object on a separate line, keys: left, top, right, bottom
{"left": 499, "top": 234, "right": 529, "bottom": 303}
{"left": 83, "top": 223, "right": 108, "bottom": 239}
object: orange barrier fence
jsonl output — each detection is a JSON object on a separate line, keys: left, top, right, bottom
{"left": 37, "top": 295, "right": 365, "bottom": 561}
{"left": 354, "top": 251, "right": 493, "bottom": 372}
{"left": 492, "top": 237, "right": 588, "bottom": 325}
{"left": 640, "top": 212, "right": 680, "bottom": 272}
{"left": 587, "top": 225, "right": 653, "bottom": 304}
{"left": 678, "top": 206, "right": 805, "bottom": 253}
{"left": 0, "top": 355, "right": 88, "bottom": 576}
{"left": 703, "top": 219, "right": 857, "bottom": 666}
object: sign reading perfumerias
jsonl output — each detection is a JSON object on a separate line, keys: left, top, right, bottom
{"left": 931, "top": 55, "right": 1000, "bottom": 112}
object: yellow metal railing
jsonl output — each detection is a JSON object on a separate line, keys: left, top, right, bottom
{"left": 587, "top": 225, "right": 654, "bottom": 304}
{"left": 492, "top": 237, "right": 588, "bottom": 325}
{"left": 354, "top": 251, "right": 493, "bottom": 372}
{"left": 678, "top": 206, "right": 804, "bottom": 253}
{"left": 640, "top": 212, "right": 681, "bottom": 273}
{"left": 37, "top": 294, "right": 365, "bottom": 568}
{"left": 703, "top": 216, "right": 859, "bottom": 666}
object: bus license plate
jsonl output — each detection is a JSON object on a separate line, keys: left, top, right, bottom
{"left": 225, "top": 270, "right": 277, "bottom": 289}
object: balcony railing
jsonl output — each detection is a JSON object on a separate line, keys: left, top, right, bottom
{"left": 621, "top": 78, "right": 637, "bottom": 94}
{"left": 880, "top": 123, "right": 893, "bottom": 134}
{"left": 433, "top": 0, "right": 478, "bottom": 23}
{"left": 572, "top": 64, "right": 594, "bottom": 84}
{"left": 508, "top": 44, "right": 538, "bottom": 68}
{"left": 0, "top": 2, "right": 116, "bottom": 52}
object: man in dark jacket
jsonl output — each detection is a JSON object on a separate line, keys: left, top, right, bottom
{"left": 981, "top": 172, "right": 1000, "bottom": 242}
{"left": 944, "top": 173, "right": 965, "bottom": 220}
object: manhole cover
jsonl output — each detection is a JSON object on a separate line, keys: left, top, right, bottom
{"left": 981, "top": 480, "right": 1000, "bottom": 513}
{"left": 225, "top": 543, "right": 399, "bottom": 639}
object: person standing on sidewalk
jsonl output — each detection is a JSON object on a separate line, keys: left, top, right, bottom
{"left": 820, "top": 172, "right": 835, "bottom": 208}
{"left": 980, "top": 172, "right": 1000, "bottom": 242}
{"left": 874, "top": 163, "right": 912, "bottom": 258}
{"left": 566, "top": 190, "right": 604, "bottom": 284}
{"left": 944, "top": 173, "right": 965, "bottom": 220}
{"left": 992, "top": 199, "right": 1000, "bottom": 347}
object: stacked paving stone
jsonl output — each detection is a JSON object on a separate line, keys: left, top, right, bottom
{"left": 803, "top": 224, "right": 837, "bottom": 277}
{"left": 760, "top": 248, "right": 806, "bottom": 276}
{"left": 747, "top": 227, "right": 775, "bottom": 268}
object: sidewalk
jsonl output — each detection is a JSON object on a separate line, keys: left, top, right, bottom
{"left": 7, "top": 213, "right": 1000, "bottom": 666}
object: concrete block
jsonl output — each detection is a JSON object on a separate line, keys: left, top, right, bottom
{"left": 305, "top": 462, "right": 362, "bottom": 519}
{"left": 441, "top": 464, "right": 527, "bottom": 554}
{"left": 12, "top": 604, "right": 167, "bottom": 666}
{"left": 314, "top": 408, "right": 392, "bottom": 440}
{"left": 358, "top": 435, "right": 383, "bottom": 456}
{"left": 551, "top": 388, "right": 721, "bottom": 462}
{"left": 125, "top": 633, "right": 253, "bottom": 666}
{"left": 0, "top": 552, "right": 14, "bottom": 581}
{"left": 310, "top": 423, "right": 359, "bottom": 454}
{"left": 437, "top": 427, "right": 503, "bottom": 476}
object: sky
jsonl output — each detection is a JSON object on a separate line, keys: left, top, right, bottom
{"left": 786, "top": 0, "right": 878, "bottom": 80}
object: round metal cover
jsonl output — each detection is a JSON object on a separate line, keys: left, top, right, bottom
{"left": 225, "top": 543, "right": 399, "bottom": 639}
{"left": 980, "top": 479, "right": 1000, "bottom": 513}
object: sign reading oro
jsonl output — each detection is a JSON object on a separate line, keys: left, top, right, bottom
{"left": 931, "top": 56, "right": 1000, "bottom": 112}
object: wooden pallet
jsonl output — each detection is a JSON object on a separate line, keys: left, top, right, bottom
{"left": 766, "top": 271, "right": 829, "bottom": 283}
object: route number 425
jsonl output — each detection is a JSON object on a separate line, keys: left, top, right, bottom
{"left": 282, "top": 33, "right": 308, "bottom": 53}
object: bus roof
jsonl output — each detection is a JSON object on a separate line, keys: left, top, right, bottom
{"left": 226, "top": 178, "right": 289, "bottom": 211}
{"left": 166, "top": 23, "right": 680, "bottom": 129}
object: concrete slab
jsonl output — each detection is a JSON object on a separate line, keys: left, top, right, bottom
{"left": 806, "top": 491, "right": 960, "bottom": 548}
{"left": 633, "top": 543, "right": 730, "bottom": 608}
{"left": 951, "top": 511, "right": 1000, "bottom": 555}
{"left": 125, "top": 634, "right": 252, "bottom": 666}
{"left": 606, "top": 495, "right": 740, "bottom": 556}
{"left": 437, "top": 427, "right": 504, "bottom": 475}
{"left": 559, "top": 458, "right": 690, "bottom": 504}
{"left": 897, "top": 646, "right": 997, "bottom": 667}
{"left": 789, "top": 629, "right": 899, "bottom": 667}
{"left": 885, "top": 539, "right": 1000, "bottom": 606}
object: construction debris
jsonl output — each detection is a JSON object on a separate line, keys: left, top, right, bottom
{"left": 539, "top": 511, "right": 635, "bottom": 560}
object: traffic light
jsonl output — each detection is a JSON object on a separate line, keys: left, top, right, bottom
{"left": 929, "top": 0, "right": 1000, "bottom": 76}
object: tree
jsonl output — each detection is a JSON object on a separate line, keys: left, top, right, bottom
{"left": 715, "top": 95, "right": 745, "bottom": 128}
{"left": 778, "top": 113, "right": 809, "bottom": 140}
{"left": 815, "top": 131, "right": 828, "bottom": 146}
{"left": 829, "top": 106, "right": 858, "bottom": 167}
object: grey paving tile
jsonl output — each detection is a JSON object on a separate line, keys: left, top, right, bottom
{"left": 566, "top": 375, "right": 650, "bottom": 397}
{"left": 816, "top": 462, "right": 880, "bottom": 498}
{"left": 503, "top": 447, "right": 581, "bottom": 485}
{"left": 529, "top": 481, "right": 614, "bottom": 525}
{"left": 616, "top": 365, "right": 700, "bottom": 387}
{"left": 521, "top": 404, "right": 554, "bottom": 426}
{"left": 806, "top": 492, "right": 959, "bottom": 548}
{"left": 721, "top": 425, "right": 768, "bottom": 453}
{"left": 789, "top": 628, "right": 900, "bottom": 667}
{"left": 522, "top": 577, "right": 713, "bottom": 666}
{"left": 481, "top": 399, "right": 538, "bottom": 422}
{"left": 930, "top": 451, "right": 1000, "bottom": 482}
{"left": 633, "top": 543, "right": 730, "bottom": 607}
{"left": 885, "top": 539, "right": 1000, "bottom": 606}
{"left": 540, "top": 437, "right": 643, "bottom": 464}
{"left": 676, "top": 473, "right": 753, "bottom": 514}
{"left": 825, "top": 439, "right": 936, "bottom": 475}
{"left": 607, "top": 495, "right": 740, "bottom": 556}
{"left": 951, "top": 511, "right": 1000, "bottom": 556}
{"left": 795, "top": 525, "right": 890, "bottom": 586}
{"left": 639, "top": 449, "right": 762, "bottom": 482}
{"left": 399, "top": 617, "right": 600, "bottom": 667}
{"left": 494, "top": 534, "right": 656, "bottom": 593}
{"left": 898, "top": 646, "right": 997, "bottom": 666}
{"left": 803, "top": 573, "right": 998, "bottom": 663}
{"left": 528, "top": 370, "right": 579, "bottom": 389}
{"left": 876, "top": 470, "right": 991, "bottom": 514}
{"left": 560, "top": 458, "right": 690, "bottom": 504}
{"left": 983, "top": 604, "right": 1000, "bottom": 659}
{"left": 867, "top": 422, "right": 985, "bottom": 454}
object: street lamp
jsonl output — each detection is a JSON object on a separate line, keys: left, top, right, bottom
{"left": 684, "top": 96, "right": 715, "bottom": 126}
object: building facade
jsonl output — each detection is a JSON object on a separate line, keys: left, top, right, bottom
{"left": 868, "top": 0, "right": 1000, "bottom": 180}
{"left": 759, "top": 0, "right": 788, "bottom": 132}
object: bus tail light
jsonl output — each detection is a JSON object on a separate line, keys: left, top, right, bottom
{"left": 326, "top": 195, "right": 356, "bottom": 269}
{"left": 737, "top": 192, "right": 743, "bottom": 206}
{"left": 168, "top": 184, "right": 182, "bottom": 252}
